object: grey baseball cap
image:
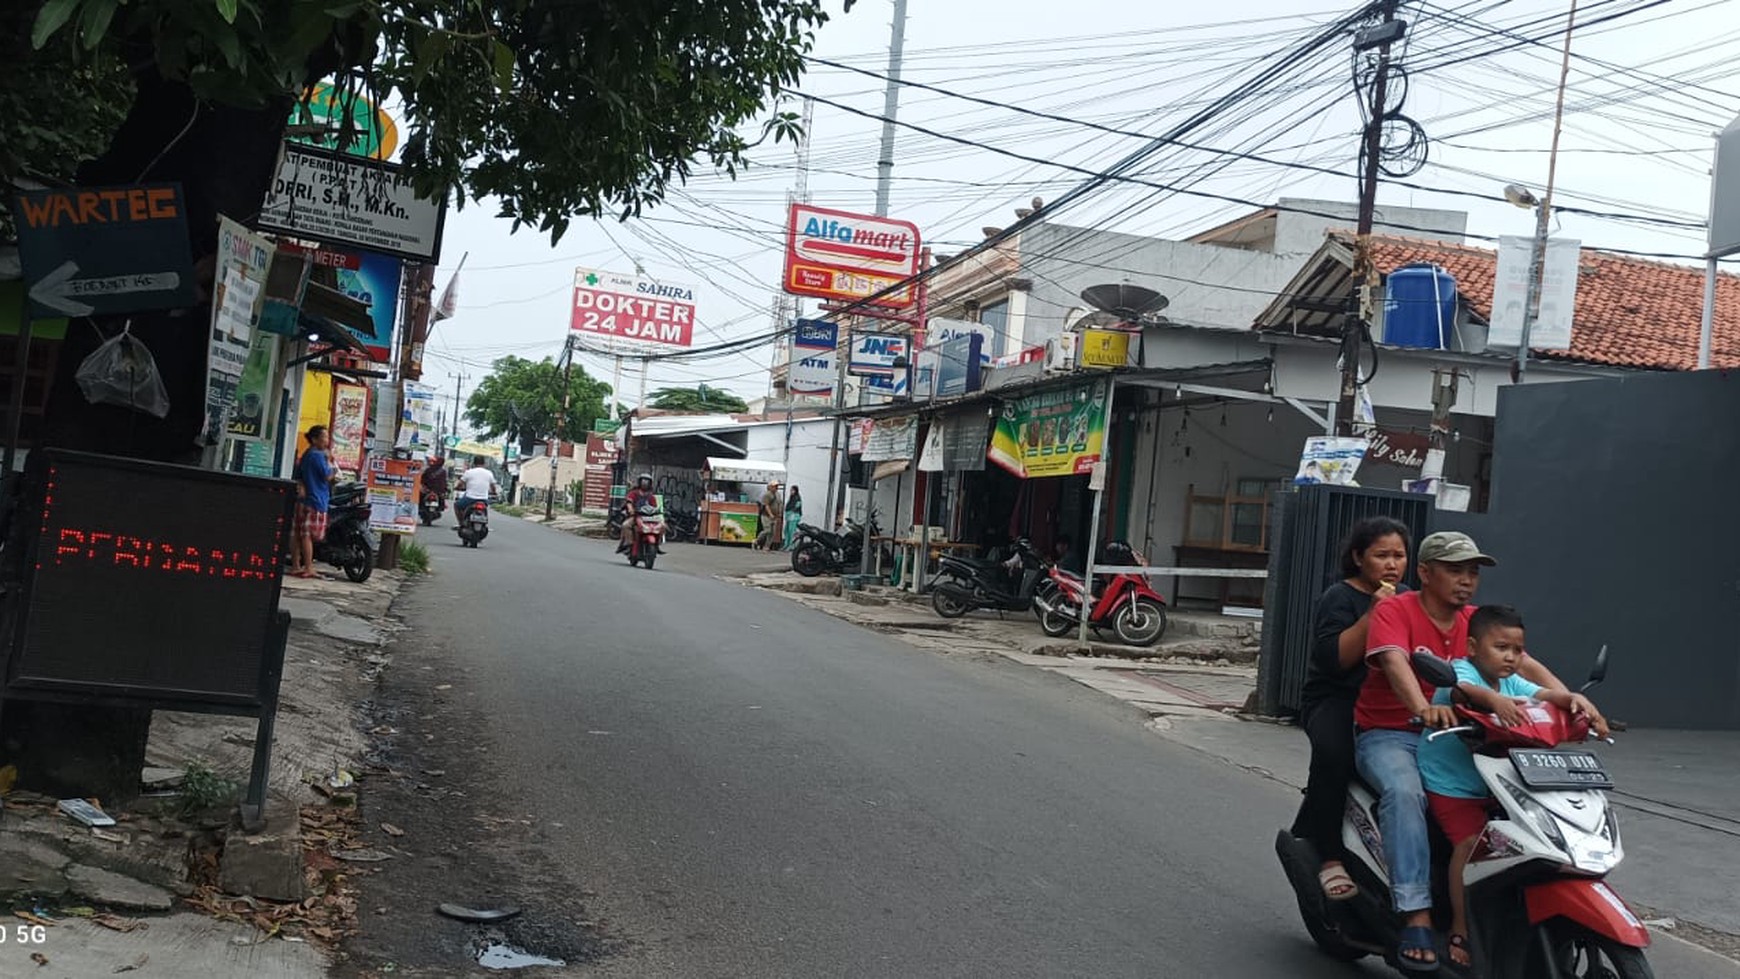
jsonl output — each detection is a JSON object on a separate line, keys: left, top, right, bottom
{"left": 1418, "top": 531, "right": 1497, "bottom": 567}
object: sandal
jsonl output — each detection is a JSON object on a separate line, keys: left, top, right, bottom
{"left": 1395, "top": 924, "right": 1440, "bottom": 972}
{"left": 1318, "top": 864, "right": 1359, "bottom": 901}
{"left": 1448, "top": 933, "right": 1470, "bottom": 968}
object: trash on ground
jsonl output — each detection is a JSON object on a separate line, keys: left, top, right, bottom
{"left": 437, "top": 903, "right": 523, "bottom": 923}
{"left": 114, "top": 953, "right": 149, "bottom": 973}
{"left": 58, "top": 798, "right": 116, "bottom": 827}
{"left": 474, "top": 941, "right": 564, "bottom": 970}
{"left": 331, "top": 846, "right": 394, "bottom": 863}
{"left": 381, "top": 822, "right": 405, "bottom": 837}
{"left": 92, "top": 913, "right": 147, "bottom": 933}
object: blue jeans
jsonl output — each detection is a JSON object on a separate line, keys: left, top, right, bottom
{"left": 1355, "top": 728, "right": 1432, "bottom": 913}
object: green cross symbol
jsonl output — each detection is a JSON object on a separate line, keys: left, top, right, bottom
{"left": 585, "top": 273, "right": 599, "bottom": 286}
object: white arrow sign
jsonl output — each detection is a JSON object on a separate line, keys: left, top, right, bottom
{"left": 27, "top": 260, "right": 185, "bottom": 318}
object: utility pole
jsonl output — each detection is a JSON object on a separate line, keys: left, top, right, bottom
{"left": 873, "top": 0, "right": 908, "bottom": 215}
{"left": 546, "top": 335, "right": 573, "bottom": 520}
{"left": 1515, "top": 0, "right": 1579, "bottom": 382}
{"left": 448, "top": 371, "right": 468, "bottom": 446}
{"left": 1340, "top": 1, "right": 1405, "bottom": 436}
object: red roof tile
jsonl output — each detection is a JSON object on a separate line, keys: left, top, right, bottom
{"left": 1344, "top": 232, "right": 1740, "bottom": 371}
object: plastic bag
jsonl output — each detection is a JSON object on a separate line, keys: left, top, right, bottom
{"left": 75, "top": 327, "right": 171, "bottom": 419}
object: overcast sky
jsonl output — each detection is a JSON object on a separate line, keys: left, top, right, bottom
{"left": 417, "top": 0, "right": 1740, "bottom": 426}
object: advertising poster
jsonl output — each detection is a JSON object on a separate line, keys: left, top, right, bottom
{"left": 226, "top": 330, "right": 280, "bottom": 438}
{"left": 398, "top": 381, "right": 439, "bottom": 450}
{"left": 571, "top": 267, "right": 698, "bottom": 351}
{"left": 205, "top": 216, "right": 272, "bottom": 445}
{"left": 365, "top": 455, "right": 424, "bottom": 534}
{"left": 330, "top": 381, "right": 370, "bottom": 474}
{"left": 988, "top": 382, "right": 1107, "bottom": 479}
{"left": 1293, "top": 436, "right": 1370, "bottom": 486}
{"left": 292, "top": 245, "right": 402, "bottom": 361}
{"left": 716, "top": 511, "right": 759, "bottom": 545}
{"left": 862, "top": 416, "right": 918, "bottom": 462}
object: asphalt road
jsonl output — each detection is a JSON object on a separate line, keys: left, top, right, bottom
{"left": 340, "top": 516, "right": 1740, "bottom": 978}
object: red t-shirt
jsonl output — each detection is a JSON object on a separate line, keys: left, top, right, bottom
{"left": 1355, "top": 592, "right": 1474, "bottom": 731}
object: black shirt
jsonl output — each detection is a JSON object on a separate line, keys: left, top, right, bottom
{"left": 1300, "top": 580, "right": 1410, "bottom": 706}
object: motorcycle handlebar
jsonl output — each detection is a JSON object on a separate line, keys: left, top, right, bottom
{"left": 1425, "top": 725, "right": 1478, "bottom": 742}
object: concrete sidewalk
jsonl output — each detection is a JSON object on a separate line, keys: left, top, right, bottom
{"left": 742, "top": 570, "right": 1740, "bottom": 960}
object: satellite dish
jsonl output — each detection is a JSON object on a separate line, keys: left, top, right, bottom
{"left": 1080, "top": 283, "right": 1169, "bottom": 320}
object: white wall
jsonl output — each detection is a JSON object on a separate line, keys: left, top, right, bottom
{"left": 1272, "top": 198, "right": 1467, "bottom": 256}
{"left": 743, "top": 418, "right": 836, "bottom": 519}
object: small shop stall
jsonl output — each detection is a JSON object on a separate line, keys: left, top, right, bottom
{"left": 698, "top": 457, "right": 786, "bottom": 545}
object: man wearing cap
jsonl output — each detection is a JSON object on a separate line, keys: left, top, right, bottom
{"left": 1354, "top": 531, "right": 1567, "bottom": 970}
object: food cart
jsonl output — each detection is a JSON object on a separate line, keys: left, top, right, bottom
{"left": 698, "top": 457, "right": 786, "bottom": 545}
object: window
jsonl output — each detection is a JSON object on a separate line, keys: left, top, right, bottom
{"left": 978, "top": 298, "right": 1010, "bottom": 347}
{"left": 1183, "top": 479, "right": 1276, "bottom": 552}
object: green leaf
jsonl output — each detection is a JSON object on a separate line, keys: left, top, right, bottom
{"left": 31, "top": 0, "right": 81, "bottom": 49}
{"left": 492, "top": 39, "right": 515, "bottom": 92}
{"left": 78, "top": 0, "right": 117, "bottom": 50}
{"left": 215, "top": 0, "right": 238, "bottom": 24}
{"left": 412, "top": 30, "right": 450, "bottom": 84}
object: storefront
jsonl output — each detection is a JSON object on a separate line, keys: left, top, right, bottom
{"left": 699, "top": 457, "right": 785, "bottom": 545}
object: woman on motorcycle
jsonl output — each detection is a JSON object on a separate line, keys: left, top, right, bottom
{"left": 1290, "top": 517, "right": 1410, "bottom": 903}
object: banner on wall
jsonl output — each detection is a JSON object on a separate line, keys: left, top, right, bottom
{"left": 329, "top": 381, "right": 370, "bottom": 474}
{"left": 365, "top": 455, "right": 424, "bottom": 534}
{"left": 225, "top": 330, "right": 280, "bottom": 439}
{"left": 205, "top": 216, "right": 272, "bottom": 446}
{"left": 987, "top": 381, "right": 1107, "bottom": 479}
{"left": 398, "top": 381, "right": 439, "bottom": 449}
{"left": 861, "top": 416, "right": 918, "bottom": 462}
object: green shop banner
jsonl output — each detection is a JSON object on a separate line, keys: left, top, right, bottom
{"left": 987, "top": 381, "right": 1107, "bottom": 479}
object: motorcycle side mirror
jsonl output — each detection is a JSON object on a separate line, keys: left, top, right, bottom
{"left": 1581, "top": 644, "right": 1609, "bottom": 694}
{"left": 1409, "top": 651, "right": 1458, "bottom": 688}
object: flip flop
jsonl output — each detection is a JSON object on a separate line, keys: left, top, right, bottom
{"left": 1395, "top": 924, "right": 1441, "bottom": 972}
{"left": 1318, "top": 865, "right": 1359, "bottom": 901}
{"left": 1448, "top": 933, "right": 1471, "bottom": 968}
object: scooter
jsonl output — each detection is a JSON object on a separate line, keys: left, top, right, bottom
{"left": 456, "top": 497, "right": 490, "bottom": 547}
{"left": 1032, "top": 540, "right": 1168, "bottom": 645}
{"left": 419, "top": 488, "right": 446, "bottom": 526}
{"left": 789, "top": 513, "right": 881, "bottom": 577}
{"left": 315, "top": 483, "right": 376, "bottom": 582}
{"left": 929, "top": 537, "right": 1056, "bottom": 619}
{"left": 626, "top": 504, "right": 665, "bottom": 570}
{"left": 1276, "top": 648, "right": 1651, "bottom": 979}
{"left": 665, "top": 507, "right": 700, "bottom": 543}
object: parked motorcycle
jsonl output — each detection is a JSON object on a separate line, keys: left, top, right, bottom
{"left": 1032, "top": 540, "right": 1168, "bottom": 645}
{"left": 626, "top": 504, "right": 666, "bottom": 569}
{"left": 929, "top": 537, "right": 1056, "bottom": 619}
{"left": 419, "top": 488, "right": 446, "bottom": 526}
{"left": 665, "top": 507, "right": 701, "bottom": 544}
{"left": 316, "top": 483, "right": 376, "bottom": 582}
{"left": 1276, "top": 648, "right": 1649, "bottom": 979}
{"left": 789, "top": 514, "right": 881, "bottom": 577}
{"left": 456, "top": 497, "right": 490, "bottom": 547}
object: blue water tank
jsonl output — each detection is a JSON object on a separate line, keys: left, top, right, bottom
{"left": 1383, "top": 263, "right": 1457, "bottom": 349}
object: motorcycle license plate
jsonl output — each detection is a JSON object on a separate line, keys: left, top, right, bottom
{"left": 472, "top": 510, "right": 488, "bottom": 523}
{"left": 1511, "top": 749, "right": 1612, "bottom": 790}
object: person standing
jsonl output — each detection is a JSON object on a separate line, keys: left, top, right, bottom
{"left": 782, "top": 485, "right": 803, "bottom": 551}
{"left": 1290, "top": 516, "right": 1410, "bottom": 902}
{"left": 290, "top": 425, "right": 336, "bottom": 579}
{"left": 756, "top": 480, "right": 784, "bottom": 551}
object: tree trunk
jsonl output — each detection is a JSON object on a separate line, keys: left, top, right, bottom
{"left": 1, "top": 67, "right": 294, "bottom": 808}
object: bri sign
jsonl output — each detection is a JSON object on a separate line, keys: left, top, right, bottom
{"left": 783, "top": 203, "right": 921, "bottom": 308}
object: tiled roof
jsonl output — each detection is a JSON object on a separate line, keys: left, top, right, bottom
{"left": 1343, "top": 232, "right": 1740, "bottom": 371}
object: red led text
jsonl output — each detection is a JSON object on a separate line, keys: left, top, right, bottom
{"left": 51, "top": 528, "right": 280, "bottom": 581}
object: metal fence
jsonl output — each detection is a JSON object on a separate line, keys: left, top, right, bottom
{"left": 1256, "top": 484, "right": 1434, "bottom": 717}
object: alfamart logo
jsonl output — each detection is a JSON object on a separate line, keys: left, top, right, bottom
{"left": 798, "top": 216, "right": 914, "bottom": 255}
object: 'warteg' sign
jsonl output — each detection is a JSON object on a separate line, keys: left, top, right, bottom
{"left": 784, "top": 204, "right": 921, "bottom": 308}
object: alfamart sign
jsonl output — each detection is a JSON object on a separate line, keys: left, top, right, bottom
{"left": 783, "top": 204, "right": 921, "bottom": 308}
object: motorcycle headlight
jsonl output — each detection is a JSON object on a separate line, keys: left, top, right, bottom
{"left": 1497, "top": 774, "right": 1570, "bottom": 857}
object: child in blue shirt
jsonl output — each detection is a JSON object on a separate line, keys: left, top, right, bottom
{"left": 1418, "top": 604, "right": 1608, "bottom": 967}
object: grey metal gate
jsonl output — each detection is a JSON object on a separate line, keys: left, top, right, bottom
{"left": 1256, "top": 485, "right": 1434, "bottom": 717}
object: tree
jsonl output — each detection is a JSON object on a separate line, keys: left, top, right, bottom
{"left": 648, "top": 385, "right": 749, "bottom": 414}
{"left": 465, "top": 355, "right": 609, "bottom": 448}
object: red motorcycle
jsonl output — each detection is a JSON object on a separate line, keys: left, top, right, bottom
{"left": 626, "top": 503, "right": 666, "bottom": 570}
{"left": 1033, "top": 540, "right": 1168, "bottom": 646}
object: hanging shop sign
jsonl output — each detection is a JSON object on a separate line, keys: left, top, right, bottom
{"left": 783, "top": 203, "right": 921, "bottom": 308}
{"left": 12, "top": 184, "right": 197, "bottom": 320}
{"left": 258, "top": 144, "right": 447, "bottom": 262}
{"left": 789, "top": 318, "right": 838, "bottom": 398}
{"left": 1488, "top": 236, "right": 1579, "bottom": 351}
{"left": 570, "top": 267, "right": 697, "bottom": 351}
{"left": 861, "top": 415, "right": 918, "bottom": 462}
{"left": 1360, "top": 427, "right": 1431, "bottom": 470}
{"left": 329, "top": 381, "right": 370, "bottom": 474}
{"left": 927, "top": 318, "right": 996, "bottom": 364}
{"left": 1079, "top": 328, "right": 1138, "bottom": 369}
{"left": 919, "top": 420, "right": 945, "bottom": 472}
{"left": 288, "top": 82, "right": 400, "bottom": 160}
{"left": 280, "top": 243, "right": 402, "bottom": 361}
{"left": 848, "top": 332, "right": 909, "bottom": 375}
{"left": 364, "top": 454, "right": 423, "bottom": 534}
{"left": 934, "top": 333, "right": 984, "bottom": 398}
{"left": 988, "top": 382, "right": 1107, "bottom": 479}
{"left": 848, "top": 418, "right": 873, "bottom": 455}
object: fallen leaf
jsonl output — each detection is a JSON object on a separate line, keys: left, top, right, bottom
{"left": 31, "top": 952, "right": 48, "bottom": 966}
{"left": 114, "top": 953, "right": 148, "bottom": 973}
{"left": 380, "top": 822, "right": 405, "bottom": 838}
{"left": 14, "top": 911, "right": 56, "bottom": 927}
{"left": 92, "top": 913, "right": 146, "bottom": 933}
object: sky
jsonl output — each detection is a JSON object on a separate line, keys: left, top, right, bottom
{"left": 415, "top": 0, "right": 1740, "bottom": 433}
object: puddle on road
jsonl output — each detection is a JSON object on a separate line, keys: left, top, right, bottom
{"left": 475, "top": 941, "right": 566, "bottom": 970}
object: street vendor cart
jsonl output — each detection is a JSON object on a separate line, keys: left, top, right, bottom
{"left": 698, "top": 457, "right": 786, "bottom": 546}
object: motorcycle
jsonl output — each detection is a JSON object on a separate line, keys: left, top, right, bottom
{"left": 626, "top": 504, "right": 666, "bottom": 569}
{"left": 419, "top": 488, "right": 446, "bottom": 526}
{"left": 789, "top": 513, "right": 880, "bottom": 577}
{"left": 456, "top": 497, "right": 490, "bottom": 547}
{"left": 665, "top": 507, "right": 701, "bottom": 544}
{"left": 1276, "top": 648, "right": 1650, "bottom": 979}
{"left": 1032, "top": 540, "right": 1169, "bottom": 645}
{"left": 929, "top": 537, "right": 1056, "bottom": 619}
{"left": 315, "top": 483, "right": 376, "bottom": 582}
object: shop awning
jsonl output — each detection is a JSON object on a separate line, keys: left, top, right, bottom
{"left": 704, "top": 457, "right": 785, "bottom": 483}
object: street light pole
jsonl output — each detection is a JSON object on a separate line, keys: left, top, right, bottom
{"left": 547, "top": 336, "right": 574, "bottom": 521}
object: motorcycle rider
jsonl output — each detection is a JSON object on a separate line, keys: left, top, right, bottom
{"left": 421, "top": 455, "right": 449, "bottom": 507}
{"left": 455, "top": 456, "right": 498, "bottom": 523}
{"left": 618, "top": 473, "right": 660, "bottom": 554}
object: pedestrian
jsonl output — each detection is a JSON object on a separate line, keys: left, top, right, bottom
{"left": 782, "top": 485, "right": 803, "bottom": 551}
{"left": 1289, "top": 516, "right": 1410, "bottom": 903}
{"left": 290, "top": 425, "right": 336, "bottom": 579}
{"left": 756, "top": 480, "right": 783, "bottom": 550}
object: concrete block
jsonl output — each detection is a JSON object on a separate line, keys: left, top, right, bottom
{"left": 219, "top": 810, "right": 305, "bottom": 902}
{"left": 0, "top": 838, "right": 71, "bottom": 903}
{"left": 67, "top": 863, "right": 175, "bottom": 911}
